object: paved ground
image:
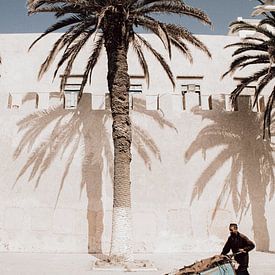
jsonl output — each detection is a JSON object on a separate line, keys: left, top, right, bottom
{"left": 0, "top": 251, "right": 275, "bottom": 275}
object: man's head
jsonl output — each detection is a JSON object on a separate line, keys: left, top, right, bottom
{"left": 229, "top": 223, "right": 238, "bottom": 236}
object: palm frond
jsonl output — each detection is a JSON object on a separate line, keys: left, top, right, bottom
{"left": 232, "top": 44, "right": 268, "bottom": 57}
{"left": 223, "top": 54, "right": 269, "bottom": 77}
{"left": 135, "top": 33, "right": 175, "bottom": 87}
{"left": 243, "top": 36, "right": 266, "bottom": 43}
{"left": 52, "top": 25, "right": 95, "bottom": 79}
{"left": 225, "top": 41, "right": 266, "bottom": 49}
{"left": 29, "top": 15, "right": 86, "bottom": 50}
{"left": 238, "top": 58, "right": 270, "bottom": 69}
{"left": 37, "top": 29, "right": 74, "bottom": 79}
{"left": 130, "top": 35, "right": 150, "bottom": 86}
{"left": 230, "top": 67, "right": 270, "bottom": 105}
{"left": 58, "top": 31, "right": 94, "bottom": 91}
{"left": 135, "top": 2, "right": 211, "bottom": 26}
{"left": 79, "top": 34, "right": 104, "bottom": 98}
{"left": 258, "top": 17, "right": 275, "bottom": 28}
{"left": 133, "top": 0, "right": 183, "bottom": 9}
{"left": 136, "top": 15, "right": 171, "bottom": 57}
{"left": 170, "top": 37, "right": 193, "bottom": 63}
{"left": 164, "top": 23, "right": 211, "bottom": 57}
{"left": 38, "top": 20, "right": 96, "bottom": 80}
{"left": 253, "top": 68, "right": 275, "bottom": 108}
{"left": 263, "top": 88, "right": 275, "bottom": 138}
{"left": 230, "top": 20, "right": 274, "bottom": 40}
{"left": 29, "top": 5, "right": 81, "bottom": 15}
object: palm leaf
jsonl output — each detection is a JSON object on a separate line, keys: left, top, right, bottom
{"left": 135, "top": 33, "right": 175, "bottom": 87}
{"left": 80, "top": 34, "right": 104, "bottom": 97}
{"left": 130, "top": 35, "right": 150, "bottom": 86}
{"left": 263, "top": 88, "right": 275, "bottom": 138}
{"left": 136, "top": 2, "right": 211, "bottom": 26}
{"left": 29, "top": 15, "right": 85, "bottom": 50}
{"left": 230, "top": 67, "right": 270, "bottom": 105}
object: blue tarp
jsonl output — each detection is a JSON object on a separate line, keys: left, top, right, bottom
{"left": 200, "top": 263, "right": 235, "bottom": 275}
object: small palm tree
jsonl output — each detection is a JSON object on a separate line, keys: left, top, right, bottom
{"left": 27, "top": 0, "right": 211, "bottom": 262}
{"left": 223, "top": 4, "right": 275, "bottom": 137}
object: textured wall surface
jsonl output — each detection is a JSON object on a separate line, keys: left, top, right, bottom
{"left": 0, "top": 33, "right": 274, "bottom": 254}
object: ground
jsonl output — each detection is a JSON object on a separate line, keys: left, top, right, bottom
{"left": 0, "top": 251, "right": 274, "bottom": 274}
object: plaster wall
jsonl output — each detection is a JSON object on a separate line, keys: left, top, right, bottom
{"left": 0, "top": 33, "right": 274, "bottom": 253}
{"left": 0, "top": 33, "right": 272, "bottom": 96}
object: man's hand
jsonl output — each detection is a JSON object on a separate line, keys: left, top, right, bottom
{"left": 238, "top": 249, "right": 246, "bottom": 253}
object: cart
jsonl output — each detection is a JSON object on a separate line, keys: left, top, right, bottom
{"left": 166, "top": 254, "right": 236, "bottom": 275}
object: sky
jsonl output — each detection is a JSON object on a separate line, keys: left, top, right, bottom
{"left": 0, "top": 0, "right": 260, "bottom": 35}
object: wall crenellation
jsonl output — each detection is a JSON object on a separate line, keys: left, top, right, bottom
{"left": 2, "top": 92, "right": 268, "bottom": 114}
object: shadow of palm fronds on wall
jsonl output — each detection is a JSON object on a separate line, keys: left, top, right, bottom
{"left": 131, "top": 97, "right": 177, "bottom": 169}
{"left": 13, "top": 94, "right": 176, "bottom": 253}
{"left": 185, "top": 97, "right": 275, "bottom": 252}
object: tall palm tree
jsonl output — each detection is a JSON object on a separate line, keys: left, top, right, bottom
{"left": 27, "top": 0, "right": 211, "bottom": 262}
{"left": 223, "top": 2, "right": 275, "bottom": 137}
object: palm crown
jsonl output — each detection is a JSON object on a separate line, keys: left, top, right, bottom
{"left": 27, "top": 0, "right": 211, "bottom": 93}
{"left": 223, "top": 9, "right": 275, "bottom": 137}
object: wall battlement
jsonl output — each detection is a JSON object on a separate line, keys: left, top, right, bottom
{"left": 1, "top": 92, "right": 268, "bottom": 113}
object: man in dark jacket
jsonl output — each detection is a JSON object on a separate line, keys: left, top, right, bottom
{"left": 221, "top": 223, "right": 255, "bottom": 275}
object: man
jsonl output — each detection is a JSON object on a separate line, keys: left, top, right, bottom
{"left": 221, "top": 223, "right": 255, "bottom": 275}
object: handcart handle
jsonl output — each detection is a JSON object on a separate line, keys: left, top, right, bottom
{"left": 226, "top": 251, "right": 244, "bottom": 258}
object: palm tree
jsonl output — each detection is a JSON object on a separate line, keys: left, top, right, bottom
{"left": 26, "top": 0, "right": 211, "bottom": 262}
{"left": 223, "top": 3, "right": 275, "bottom": 137}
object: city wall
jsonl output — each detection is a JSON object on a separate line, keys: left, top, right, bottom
{"left": 0, "top": 33, "right": 274, "bottom": 254}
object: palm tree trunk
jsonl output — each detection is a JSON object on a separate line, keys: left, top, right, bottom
{"left": 103, "top": 11, "right": 133, "bottom": 262}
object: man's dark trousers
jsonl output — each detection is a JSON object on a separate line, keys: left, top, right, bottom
{"left": 236, "top": 267, "right": 249, "bottom": 275}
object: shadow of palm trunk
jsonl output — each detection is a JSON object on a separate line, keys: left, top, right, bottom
{"left": 244, "top": 157, "right": 270, "bottom": 251}
{"left": 13, "top": 95, "right": 110, "bottom": 253}
{"left": 80, "top": 98, "right": 115, "bottom": 254}
{"left": 82, "top": 110, "right": 106, "bottom": 254}
{"left": 84, "top": 152, "right": 104, "bottom": 254}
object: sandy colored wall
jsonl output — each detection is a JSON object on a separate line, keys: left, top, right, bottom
{"left": 1, "top": 33, "right": 270, "bottom": 96}
{"left": 0, "top": 33, "right": 274, "bottom": 254}
{"left": 0, "top": 93, "right": 274, "bottom": 253}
